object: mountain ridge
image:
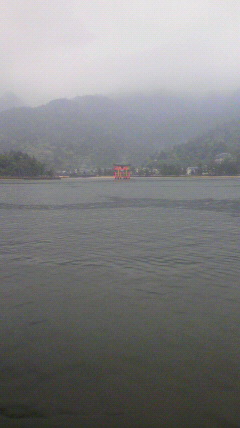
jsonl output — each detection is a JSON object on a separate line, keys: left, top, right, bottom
{"left": 1, "top": 91, "right": 240, "bottom": 169}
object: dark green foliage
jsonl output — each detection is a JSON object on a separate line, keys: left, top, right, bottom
{"left": 159, "top": 163, "right": 182, "bottom": 176}
{"left": 0, "top": 151, "right": 46, "bottom": 177}
{"left": 209, "top": 159, "right": 239, "bottom": 176}
{"left": 145, "top": 119, "right": 240, "bottom": 175}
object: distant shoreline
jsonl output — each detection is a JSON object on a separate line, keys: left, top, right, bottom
{"left": 133, "top": 175, "right": 240, "bottom": 179}
{"left": 0, "top": 176, "right": 61, "bottom": 180}
{"left": 0, "top": 175, "right": 239, "bottom": 181}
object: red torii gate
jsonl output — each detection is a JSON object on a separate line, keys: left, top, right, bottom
{"left": 113, "top": 164, "right": 131, "bottom": 179}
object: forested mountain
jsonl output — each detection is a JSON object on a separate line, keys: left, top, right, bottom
{"left": 145, "top": 119, "right": 240, "bottom": 175}
{"left": 0, "top": 96, "right": 146, "bottom": 169}
{"left": 1, "top": 91, "right": 240, "bottom": 169}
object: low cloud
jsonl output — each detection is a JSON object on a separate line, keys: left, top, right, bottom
{"left": 1, "top": 0, "right": 240, "bottom": 104}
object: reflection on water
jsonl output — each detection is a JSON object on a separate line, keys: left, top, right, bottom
{"left": 1, "top": 178, "right": 240, "bottom": 427}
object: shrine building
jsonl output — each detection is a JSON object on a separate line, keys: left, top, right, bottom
{"left": 113, "top": 164, "right": 131, "bottom": 179}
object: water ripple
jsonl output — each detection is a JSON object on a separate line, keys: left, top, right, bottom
{"left": 0, "top": 197, "right": 240, "bottom": 215}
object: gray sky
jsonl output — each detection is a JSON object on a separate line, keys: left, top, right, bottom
{"left": 1, "top": 0, "right": 240, "bottom": 104}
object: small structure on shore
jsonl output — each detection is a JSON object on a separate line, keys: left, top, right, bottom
{"left": 214, "top": 153, "right": 232, "bottom": 164}
{"left": 186, "top": 166, "right": 201, "bottom": 176}
{"left": 113, "top": 164, "right": 131, "bottom": 179}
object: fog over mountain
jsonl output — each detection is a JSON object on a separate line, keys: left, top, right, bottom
{"left": 2, "top": 0, "right": 240, "bottom": 105}
{"left": 1, "top": 90, "right": 240, "bottom": 169}
{"left": 0, "top": 92, "right": 25, "bottom": 112}
{"left": 2, "top": 1, "right": 240, "bottom": 169}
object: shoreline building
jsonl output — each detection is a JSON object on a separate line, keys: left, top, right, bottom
{"left": 113, "top": 164, "right": 131, "bottom": 179}
{"left": 186, "top": 166, "right": 201, "bottom": 175}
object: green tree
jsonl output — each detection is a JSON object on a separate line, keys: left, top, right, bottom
{"left": 0, "top": 151, "right": 46, "bottom": 177}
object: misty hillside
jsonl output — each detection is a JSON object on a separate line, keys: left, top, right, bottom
{"left": 0, "top": 92, "right": 25, "bottom": 112}
{"left": 1, "top": 91, "right": 240, "bottom": 169}
{"left": 145, "top": 118, "right": 240, "bottom": 175}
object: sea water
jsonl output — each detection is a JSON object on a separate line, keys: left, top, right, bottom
{"left": 1, "top": 177, "right": 240, "bottom": 427}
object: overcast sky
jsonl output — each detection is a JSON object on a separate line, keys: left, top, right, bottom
{"left": 1, "top": 0, "right": 240, "bottom": 104}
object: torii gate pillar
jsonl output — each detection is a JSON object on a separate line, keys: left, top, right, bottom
{"left": 113, "top": 164, "right": 131, "bottom": 179}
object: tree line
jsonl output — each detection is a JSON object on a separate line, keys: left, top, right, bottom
{"left": 142, "top": 124, "right": 240, "bottom": 176}
{"left": 0, "top": 151, "right": 51, "bottom": 177}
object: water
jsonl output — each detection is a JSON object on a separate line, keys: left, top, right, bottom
{"left": 1, "top": 177, "right": 240, "bottom": 427}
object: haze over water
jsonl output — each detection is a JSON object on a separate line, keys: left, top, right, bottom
{"left": 1, "top": 177, "right": 240, "bottom": 427}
